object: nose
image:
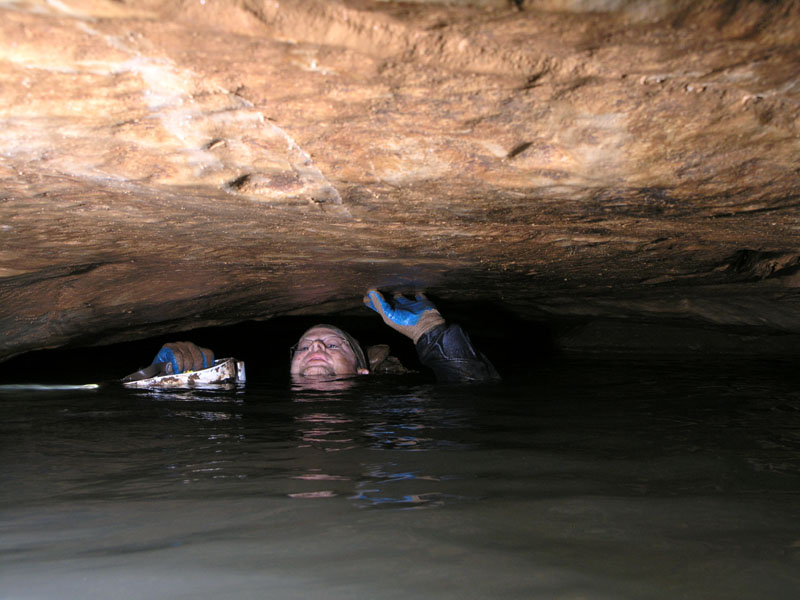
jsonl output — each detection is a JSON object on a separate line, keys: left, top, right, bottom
{"left": 308, "top": 339, "right": 327, "bottom": 352}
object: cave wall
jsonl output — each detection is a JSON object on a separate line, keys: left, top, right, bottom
{"left": 0, "top": 0, "right": 799, "bottom": 361}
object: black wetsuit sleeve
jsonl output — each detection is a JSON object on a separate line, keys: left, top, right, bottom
{"left": 415, "top": 324, "right": 500, "bottom": 383}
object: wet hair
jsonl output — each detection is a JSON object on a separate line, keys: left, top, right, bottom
{"left": 300, "top": 324, "right": 368, "bottom": 371}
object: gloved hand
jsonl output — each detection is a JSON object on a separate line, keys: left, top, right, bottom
{"left": 152, "top": 341, "right": 214, "bottom": 375}
{"left": 363, "top": 289, "right": 445, "bottom": 343}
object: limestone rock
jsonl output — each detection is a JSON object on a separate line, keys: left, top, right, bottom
{"left": 1, "top": 0, "right": 799, "bottom": 360}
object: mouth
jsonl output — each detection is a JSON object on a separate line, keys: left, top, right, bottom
{"left": 304, "top": 352, "right": 330, "bottom": 364}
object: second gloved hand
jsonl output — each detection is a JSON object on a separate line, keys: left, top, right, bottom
{"left": 364, "top": 289, "right": 445, "bottom": 343}
{"left": 152, "top": 341, "right": 214, "bottom": 375}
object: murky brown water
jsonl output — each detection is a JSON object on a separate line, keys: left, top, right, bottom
{"left": 1, "top": 357, "right": 799, "bottom": 599}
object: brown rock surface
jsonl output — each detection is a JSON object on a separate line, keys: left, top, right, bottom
{"left": 1, "top": 0, "right": 799, "bottom": 361}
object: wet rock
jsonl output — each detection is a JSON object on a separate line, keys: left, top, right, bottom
{"left": 1, "top": 0, "right": 799, "bottom": 360}
{"left": 367, "top": 344, "right": 410, "bottom": 374}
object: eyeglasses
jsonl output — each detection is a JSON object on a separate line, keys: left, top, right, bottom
{"left": 289, "top": 337, "right": 351, "bottom": 360}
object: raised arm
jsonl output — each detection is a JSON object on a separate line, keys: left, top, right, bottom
{"left": 363, "top": 290, "right": 499, "bottom": 382}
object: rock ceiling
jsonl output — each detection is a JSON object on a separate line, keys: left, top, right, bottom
{"left": 0, "top": 0, "right": 799, "bottom": 361}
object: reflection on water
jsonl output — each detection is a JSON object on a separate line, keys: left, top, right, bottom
{"left": 1, "top": 358, "right": 799, "bottom": 599}
{"left": 290, "top": 373, "right": 363, "bottom": 392}
{"left": 352, "top": 464, "right": 462, "bottom": 510}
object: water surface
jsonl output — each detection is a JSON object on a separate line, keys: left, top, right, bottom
{"left": 2, "top": 357, "right": 799, "bottom": 599}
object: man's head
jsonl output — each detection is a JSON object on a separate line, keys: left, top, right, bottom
{"left": 290, "top": 324, "right": 368, "bottom": 378}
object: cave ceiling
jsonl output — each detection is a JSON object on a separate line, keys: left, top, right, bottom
{"left": 0, "top": 0, "right": 799, "bottom": 361}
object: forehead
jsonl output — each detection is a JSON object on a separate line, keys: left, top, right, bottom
{"left": 299, "top": 327, "right": 345, "bottom": 341}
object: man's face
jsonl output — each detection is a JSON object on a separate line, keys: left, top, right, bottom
{"left": 290, "top": 326, "right": 365, "bottom": 377}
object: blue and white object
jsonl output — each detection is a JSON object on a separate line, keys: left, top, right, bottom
{"left": 122, "top": 357, "right": 246, "bottom": 389}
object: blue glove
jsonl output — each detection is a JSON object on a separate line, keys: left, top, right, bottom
{"left": 364, "top": 290, "right": 445, "bottom": 343}
{"left": 152, "top": 342, "right": 214, "bottom": 375}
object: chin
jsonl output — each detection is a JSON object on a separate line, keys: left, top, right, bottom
{"left": 301, "top": 365, "right": 336, "bottom": 377}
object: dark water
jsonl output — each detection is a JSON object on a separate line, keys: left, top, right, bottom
{"left": 1, "top": 357, "right": 799, "bottom": 599}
